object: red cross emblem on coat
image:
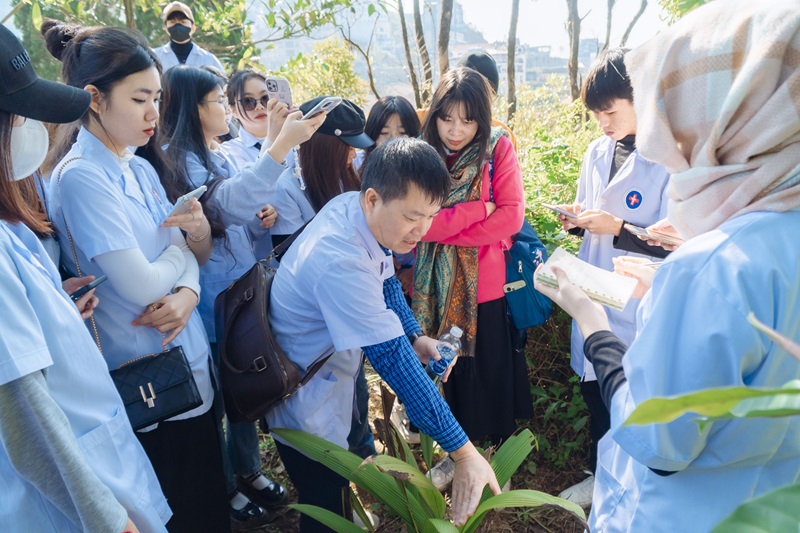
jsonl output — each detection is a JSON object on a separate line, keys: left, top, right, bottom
{"left": 625, "top": 190, "right": 643, "bottom": 209}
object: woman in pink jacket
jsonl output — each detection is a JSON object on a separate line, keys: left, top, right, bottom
{"left": 414, "top": 67, "right": 532, "bottom": 489}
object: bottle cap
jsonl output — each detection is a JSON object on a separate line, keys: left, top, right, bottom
{"left": 450, "top": 326, "right": 463, "bottom": 338}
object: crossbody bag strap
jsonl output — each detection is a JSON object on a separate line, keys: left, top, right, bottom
{"left": 54, "top": 158, "right": 107, "bottom": 354}
{"left": 56, "top": 158, "right": 167, "bottom": 356}
{"left": 298, "top": 349, "right": 334, "bottom": 387}
{"left": 266, "top": 218, "right": 313, "bottom": 263}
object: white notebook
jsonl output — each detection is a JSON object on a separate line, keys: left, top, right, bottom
{"left": 535, "top": 247, "right": 638, "bottom": 311}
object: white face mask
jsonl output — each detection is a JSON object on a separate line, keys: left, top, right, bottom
{"left": 10, "top": 119, "right": 49, "bottom": 181}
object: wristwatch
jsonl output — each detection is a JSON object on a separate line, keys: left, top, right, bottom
{"left": 407, "top": 330, "right": 423, "bottom": 347}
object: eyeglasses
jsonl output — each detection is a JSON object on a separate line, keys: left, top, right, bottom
{"left": 238, "top": 96, "right": 270, "bottom": 112}
{"left": 200, "top": 97, "right": 228, "bottom": 107}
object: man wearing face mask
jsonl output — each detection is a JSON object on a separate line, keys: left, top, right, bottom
{"left": 154, "top": 2, "right": 224, "bottom": 73}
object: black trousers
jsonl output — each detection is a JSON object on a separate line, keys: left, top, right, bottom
{"left": 580, "top": 379, "right": 610, "bottom": 473}
{"left": 275, "top": 440, "right": 352, "bottom": 532}
{"left": 137, "top": 405, "right": 230, "bottom": 533}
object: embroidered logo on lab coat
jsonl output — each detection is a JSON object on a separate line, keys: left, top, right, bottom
{"left": 625, "top": 189, "right": 643, "bottom": 210}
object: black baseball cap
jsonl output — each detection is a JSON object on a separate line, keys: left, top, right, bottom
{"left": 457, "top": 49, "right": 499, "bottom": 93}
{"left": 0, "top": 24, "right": 90, "bottom": 123}
{"left": 300, "top": 96, "right": 374, "bottom": 149}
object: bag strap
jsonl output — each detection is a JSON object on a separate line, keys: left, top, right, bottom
{"left": 266, "top": 218, "right": 313, "bottom": 263}
{"left": 56, "top": 159, "right": 166, "bottom": 357}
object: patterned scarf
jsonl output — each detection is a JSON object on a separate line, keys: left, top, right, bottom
{"left": 625, "top": 0, "right": 800, "bottom": 239}
{"left": 413, "top": 128, "right": 505, "bottom": 357}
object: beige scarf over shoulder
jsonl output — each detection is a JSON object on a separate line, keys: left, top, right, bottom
{"left": 626, "top": 0, "right": 800, "bottom": 238}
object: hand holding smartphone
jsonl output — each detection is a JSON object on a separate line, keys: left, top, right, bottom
{"left": 623, "top": 223, "right": 684, "bottom": 247}
{"left": 301, "top": 96, "right": 342, "bottom": 121}
{"left": 70, "top": 275, "right": 108, "bottom": 301}
{"left": 167, "top": 185, "right": 207, "bottom": 219}
{"left": 265, "top": 77, "right": 292, "bottom": 107}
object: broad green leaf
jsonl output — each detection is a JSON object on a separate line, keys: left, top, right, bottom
{"left": 696, "top": 386, "right": 800, "bottom": 430}
{"left": 748, "top": 312, "right": 800, "bottom": 362}
{"left": 711, "top": 484, "right": 800, "bottom": 532}
{"left": 368, "top": 3, "right": 375, "bottom": 16}
{"left": 420, "top": 432, "right": 435, "bottom": 471}
{"left": 480, "top": 429, "right": 535, "bottom": 503}
{"left": 422, "top": 518, "right": 460, "bottom": 533}
{"left": 624, "top": 381, "right": 800, "bottom": 426}
{"left": 272, "top": 428, "right": 429, "bottom": 526}
{"left": 461, "top": 490, "right": 586, "bottom": 533}
{"left": 30, "top": 2, "right": 42, "bottom": 30}
{"left": 371, "top": 455, "right": 446, "bottom": 518}
{"left": 290, "top": 504, "right": 364, "bottom": 533}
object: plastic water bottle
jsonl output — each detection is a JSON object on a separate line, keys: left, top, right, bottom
{"left": 428, "top": 326, "right": 463, "bottom": 378}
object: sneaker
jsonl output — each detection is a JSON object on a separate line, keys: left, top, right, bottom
{"left": 558, "top": 474, "right": 594, "bottom": 508}
{"left": 230, "top": 500, "right": 274, "bottom": 531}
{"left": 390, "top": 401, "right": 420, "bottom": 444}
{"left": 426, "top": 456, "right": 456, "bottom": 491}
{"left": 353, "top": 510, "right": 380, "bottom": 529}
{"left": 237, "top": 474, "right": 289, "bottom": 509}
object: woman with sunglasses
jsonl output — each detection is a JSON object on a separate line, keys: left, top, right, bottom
{"left": 151, "top": 64, "right": 325, "bottom": 529}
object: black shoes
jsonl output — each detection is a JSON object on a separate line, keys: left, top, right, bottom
{"left": 236, "top": 475, "right": 289, "bottom": 510}
{"left": 230, "top": 500, "right": 275, "bottom": 531}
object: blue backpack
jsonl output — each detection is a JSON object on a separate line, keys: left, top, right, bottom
{"left": 488, "top": 156, "right": 552, "bottom": 330}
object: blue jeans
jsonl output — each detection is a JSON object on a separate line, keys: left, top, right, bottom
{"left": 347, "top": 362, "right": 376, "bottom": 459}
{"left": 210, "top": 343, "right": 263, "bottom": 494}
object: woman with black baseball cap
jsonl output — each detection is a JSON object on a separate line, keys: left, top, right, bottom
{"left": 0, "top": 23, "right": 169, "bottom": 532}
{"left": 270, "top": 96, "right": 374, "bottom": 244}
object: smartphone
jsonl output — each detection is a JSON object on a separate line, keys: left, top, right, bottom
{"left": 300, "top": 96, "right": 342, "bottom": 121}
{"left": 70, "top": 275, "right": 108, "bottom": 301}
{"left": 503, "top": 279, "right": 527, "bottom": 293}
{"left": 542, "top": 203, "right": 578, "bottom": 219}
{"left": 168, "top": 185, "right": 207, "bottom": 218}
{"left": 265, "top": 77, "right": 292, "bottom": 107}
{"left": 623, "top": 223, "right": 684, "bottom": 247}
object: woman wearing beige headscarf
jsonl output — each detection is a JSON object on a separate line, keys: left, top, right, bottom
{"left": 534, "top": 0, "right": 800, "bottom": 531}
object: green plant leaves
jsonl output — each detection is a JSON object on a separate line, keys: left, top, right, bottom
{"left": 290, "top": 504, "right": 365, "bottom": 533}
{"left": 480, "top": 429, "right": 534, "bottom": 503}
{"left": 711, "top": 484, "right": 800, "bottom": 532}
{"left": 623, "top": 381, "right": 800, "bottom": 427}
{"left": 461, "top": 490, "right": 587, "bottom": 533}
{"left": 371, "top": 455, "right": 446, "bottom": 517}
{"left": 422, "top": 519, "right": 461, "bottom": 533}
{"left": 272, "top": 428, "right": 430, "bottom": 526}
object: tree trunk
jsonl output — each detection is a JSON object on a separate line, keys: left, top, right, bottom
{"left": 507, "top": 0, "right": 520, "bottom": 123}
{"left": 437, "top": 0, "right": 453, "bottom": 78}
{"left": 413, "top": 0, "right": 433, "bottom": 104}
{"left": 604, "top": 0, "right": 615, "bottom": 50}
{"left": 566, "top": 0, "right": 581, "bottom": 102}
{"left": 123, "top": 0, "right": 136, "bottom": 29}
{"left": 397, "top": 0, "right": 422, "bottom": 108}
{"left": 620, "top": 0, "right": 647, "bottom": 47}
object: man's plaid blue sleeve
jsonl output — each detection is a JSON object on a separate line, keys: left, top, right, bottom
{"left": 363, "top": 336, "right": 468, "bottom": 452}
{"left": 383, "top": 275, "right": 421, "bottom": 336}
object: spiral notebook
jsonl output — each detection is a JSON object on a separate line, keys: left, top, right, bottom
{"left": 536, "top": 247, "right": 638, "bottom": 311}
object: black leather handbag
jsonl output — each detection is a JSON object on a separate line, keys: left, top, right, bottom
{"left": 109, "top": 347, "right": 202, "bottom": 430}
{"left": 57, "top": 158, "right": 202, "bottom": 431}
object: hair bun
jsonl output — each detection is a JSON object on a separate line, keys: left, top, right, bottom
{"left": 40, "top": 19, "right": 82, "bottom": 61}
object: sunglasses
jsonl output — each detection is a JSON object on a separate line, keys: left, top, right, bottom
{"left": 238, "top": 96, "right": 270, "bottom": 112}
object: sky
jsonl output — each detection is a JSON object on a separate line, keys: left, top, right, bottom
{"left": 458, "top": 0, "right": 669, "bottom": 56}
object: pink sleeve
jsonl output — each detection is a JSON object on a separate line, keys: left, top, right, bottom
{"left": 422, "top": 137, "right": 524, "bottom": 246}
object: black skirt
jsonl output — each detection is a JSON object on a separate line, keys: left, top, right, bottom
{"left": 443, "top": 297, "right": 533, "bottom": 443}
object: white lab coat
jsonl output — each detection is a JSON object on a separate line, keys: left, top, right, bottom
{"left": 153, "top": 42, "right": 224, "bottom": 72}
{"left": 590, "top": 209, "right": 800, "bottom": 532}
{"left": 571, "top": 136, "right": 670, "bottom": 380}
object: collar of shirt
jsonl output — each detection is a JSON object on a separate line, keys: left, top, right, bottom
{"left": 236, "top": 127, "right": 265, "bottom": 150}
{"left": 343, "top": 193, "right": 394, "bottom": 279}
{"left": 74, "top": 128, "right": 167, "bottom": 219}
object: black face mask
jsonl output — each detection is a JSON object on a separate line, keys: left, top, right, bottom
{"left": 168, "top": 24, "right": 192, "bottom": 43}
